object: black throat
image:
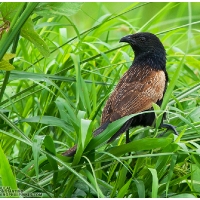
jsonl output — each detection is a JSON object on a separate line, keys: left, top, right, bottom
{"left": 132, "top": 50, "right": 166, "bottom": 71}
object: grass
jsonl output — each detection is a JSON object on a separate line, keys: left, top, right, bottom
{"left": 0, "top": 2, "right": 200, "bottom": 198}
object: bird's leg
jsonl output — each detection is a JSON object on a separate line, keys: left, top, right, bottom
{"left": 126, "top": 130, "right": 130, "bottom": 143}
{"left": 126, "top": 129, "right": 132, "bottom": 156}
{"left": 159, "top": 123, "right": 178, "bottom": 137}
{"left": 108, "top": 118, "right": 133, "bottom": 143}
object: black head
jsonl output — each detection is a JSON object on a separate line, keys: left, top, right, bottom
{"left": 120, "top": 32, "right": 165, "bottom": 56}
{"left": 120, "top": 32, "right": 166, "bottom": 70}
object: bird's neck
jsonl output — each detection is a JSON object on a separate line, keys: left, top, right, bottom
{"left": 133, "top": 51, "right": 166, "bottom": 71}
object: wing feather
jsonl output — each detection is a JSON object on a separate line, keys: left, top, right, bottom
{"left": 101, "top": 66, "right": 166, "bottom": 124}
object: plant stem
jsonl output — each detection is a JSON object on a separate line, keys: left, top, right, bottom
{"left": 0, "top": 72, "right": 10, "bottom": 103}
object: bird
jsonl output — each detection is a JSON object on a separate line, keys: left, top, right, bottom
{"left": 62, "top": 32, "right": 178, "bottom": 157}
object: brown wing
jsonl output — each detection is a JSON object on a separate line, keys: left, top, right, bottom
{"left": 101, "top": 65, "right": 166, "bottom": 124}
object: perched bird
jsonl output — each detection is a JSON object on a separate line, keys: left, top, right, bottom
{"left": 63, "top": 32, "right": 178, "bottom": 157}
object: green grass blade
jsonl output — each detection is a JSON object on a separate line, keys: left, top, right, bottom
{"left": 148, "top": 168, "right": 158, "bottom": 198}
{"left": 134, "top": 179, "right": 145, "bottom": 198}
{"left": 117, "top": 178, "right": 132, "bottom": 198}
{"left": 0, "top": 144, "right": 19, "bottom": 197}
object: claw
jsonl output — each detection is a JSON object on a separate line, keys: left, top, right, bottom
{"left": 160, "top": 123, "right": 178, "bottom": 136}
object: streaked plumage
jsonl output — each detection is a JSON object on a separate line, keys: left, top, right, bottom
{"left": 63, "top": 32, "right": 178, "bottom": 157}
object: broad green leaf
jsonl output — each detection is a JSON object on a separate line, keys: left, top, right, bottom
{"left": 35, "top": 2, "right": 83, "bottom": 17}
{"left": 80, "top": 119, "right": 92, "bottom": 148}
{"left": 18, "top": 116, "right": 73, "bottom": 132}
{"left": 73, "top": 118, "right": 93, "bottom": 165}
{"left": 0, "top": 2, "right": 19, "bottom": 21}
{"left": 166, "top": 154, "right": 178, "bottom": 196}
{"left": 117, "top": 178, "right": 132, "bottom": 198}
{"left": 85, "top": 111, "right": 163, "bottom": 154}
{"left": 86, "top": 113, "right": 140, "bottom": 151}
{"left": 0, "top": 144, "right": 19, "bottom": 197}
{"left": 43, "top": 136, "right": 57, "bottom": 169}
{"left": 9, "top": 70, "right": 76, "bottom": 82}
{"left": 106, "top": 137, "right": 172, "bottom": 157}
{"left": 21, "top": 17, "right": 50, "bottom": 57}
{"left": 152, "top": 102, "right": 162, "bottom": 120}
{"left": 134, "top": 179, "right": 145, "bottom": 198}
{"left": 43, "top": 135, "right": 58, "bottom": 189}
{"left": 148, "top": 168, "right": 158, "bottom": 198}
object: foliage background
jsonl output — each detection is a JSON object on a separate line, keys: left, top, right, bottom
{"left": 0, "top": 2, "right": 200, "bottom": 198}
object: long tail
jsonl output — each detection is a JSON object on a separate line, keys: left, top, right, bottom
{"left": 62, "top": 144, "right": 77, "bottom": 156}
{"left": 62, "top": 122, "right": 110, "bottom": 157}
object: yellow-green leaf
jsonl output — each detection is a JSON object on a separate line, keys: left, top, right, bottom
{"left": 2, "top": 53, "right": 16, "bottom": 61}
{"left": 0, "top": 60, "right": 15, "bottom": 71}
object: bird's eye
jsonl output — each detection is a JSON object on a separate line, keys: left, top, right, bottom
{"left": 139, "top": 37, "right": 146, "bottom": 42}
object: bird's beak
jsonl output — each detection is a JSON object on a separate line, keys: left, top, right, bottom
{"left": 120, "top": 35, "right": 133, "bottom": 43}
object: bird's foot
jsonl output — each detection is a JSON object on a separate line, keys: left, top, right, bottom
{"left": 158, "top": 123, "right": 178, "bottom": 137}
